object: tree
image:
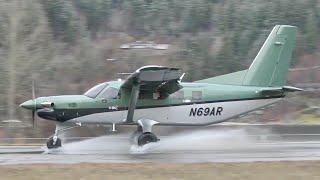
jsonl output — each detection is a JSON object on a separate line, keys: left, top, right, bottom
{"left": 305, "top": 12, "right": 318, "bottom": 52}
{"left": 122, "top": 0, "right": 146, "bottom": 33}
{"left": 45, "top": 0, "right": 79, "bottom": 42}
{"left": 75, "top": 0, "right": 112, "bottom": 35}
{"left": 0, "top": 0, "right": 53, "bottom": 121}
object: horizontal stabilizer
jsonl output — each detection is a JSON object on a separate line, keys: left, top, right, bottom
{"left": 261, "top": 86, "right": 304, "bottom": 95}
{"left": 282, "top": 86, "right": 305, "bottom": 92}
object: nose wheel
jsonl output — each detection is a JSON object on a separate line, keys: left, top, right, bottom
{"left": 47, "top": 136, "right": 62, "bottom": 149}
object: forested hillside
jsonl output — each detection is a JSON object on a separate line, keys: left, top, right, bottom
{"left": 0, "top": 0, "right": 319, "bottom": 129}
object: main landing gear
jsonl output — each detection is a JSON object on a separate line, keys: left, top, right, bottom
{"left": 131, "top": 119, "right": 160, "bottom": 146}
{"left": 137, "top": 132, "right": 158, "bottom": 146}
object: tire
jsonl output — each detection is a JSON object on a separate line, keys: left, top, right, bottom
{"left": 137, "top": 132, "right": 158, "bottom": 146}
{"left": 47, "top": 137, "right": 62, "bottom": 149}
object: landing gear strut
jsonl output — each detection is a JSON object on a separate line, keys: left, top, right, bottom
{"left": 46, "top": 123, "right": 80, "bottom": 149}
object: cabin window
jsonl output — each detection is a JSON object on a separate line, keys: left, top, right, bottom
{"left": 100, "top": 87, "right": 120, "bottom": 99}
{"left": 174, "top": 91, "right": 184, "bottom": 99}
{"left": 192, "top": 91, "right": 202, "bottom": 100}
{"left": 84, "top": 83, "right": 108, "bottom": 98}
{"left": 139, "top": 91, "right": 152, "bottom": 99}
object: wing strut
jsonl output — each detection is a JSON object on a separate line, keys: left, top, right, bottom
{"left": 126, "top": 83, "right": 140, "bottom": 123}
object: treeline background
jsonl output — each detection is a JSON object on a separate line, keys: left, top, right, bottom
{"left": 0, "top": 0, "right": 319, "bottom": 136}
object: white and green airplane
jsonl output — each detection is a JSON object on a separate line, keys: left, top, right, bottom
{"left": 20, "top": 25, "right": 303, "bottom": 149}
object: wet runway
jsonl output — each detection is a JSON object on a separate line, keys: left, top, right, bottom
{"left": 1, "top": 127, "right": 320, "bottom": 164}
{"left": 2, "top": 142, "right": 320, "bottom": 164}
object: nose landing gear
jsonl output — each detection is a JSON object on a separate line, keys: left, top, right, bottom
{"left": 46, "top": 123, "right": 80, "bottom": 149}
{"left": 47, "top": 135, "right": 62, "bottom": 149}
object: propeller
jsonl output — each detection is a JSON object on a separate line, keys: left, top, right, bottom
{"left": 32, "top": 80, "right": 36, "bottom": 127}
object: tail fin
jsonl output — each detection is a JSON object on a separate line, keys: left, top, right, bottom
{"left": 195, "top": 25, "right": 297, "bottom": 87}
{"left": 242, "top": 25, "right": 297, "bottom": 87}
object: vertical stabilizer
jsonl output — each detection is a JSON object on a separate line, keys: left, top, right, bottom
{"left": 242, "top": 25, "right": 297, "bottom": 87}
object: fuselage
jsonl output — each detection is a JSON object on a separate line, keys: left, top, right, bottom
{"left": 20, "top": 81, "right": 285, "bottom": 126}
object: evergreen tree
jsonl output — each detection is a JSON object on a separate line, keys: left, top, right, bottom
{"left": 45, "top": 0, "right": 79, "bottom": 42}
{"left": 75, "top": 0, "right": 112, "bottom": 34}
{"left": 305, "top": 12, "right": 319, "bottom": 52}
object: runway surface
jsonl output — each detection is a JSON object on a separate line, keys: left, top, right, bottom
{"left": 1, "top": 127, "right": 320, "bottom": 165}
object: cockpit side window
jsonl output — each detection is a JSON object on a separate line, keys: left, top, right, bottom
{"left": 84, "top": 83, "right": 108, "bottom": 98}
{"left": 100, "top": 87, "right": 120, "bottom": 99}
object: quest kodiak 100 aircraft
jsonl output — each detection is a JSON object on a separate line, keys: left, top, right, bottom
{"left": 20, "top": 25, "right": 303, "bottom": 149}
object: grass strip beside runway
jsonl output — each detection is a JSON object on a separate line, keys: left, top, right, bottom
{"left": 1, "top": 161, "right": 320, "bottom": 180}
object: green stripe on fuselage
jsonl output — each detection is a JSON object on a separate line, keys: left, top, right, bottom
{"left": 43, "top": 82, "right": 284, "bottom": 122}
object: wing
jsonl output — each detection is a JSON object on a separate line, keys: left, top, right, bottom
{"left": 121, "top": 65, "right": 183, "bottom": 95}
{"left": 121, "top": 65, "right": 183, "bottom": 123}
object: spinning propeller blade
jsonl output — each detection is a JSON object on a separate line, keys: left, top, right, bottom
{"left": 32, "top": 80, "right": 36, "bottom": 127}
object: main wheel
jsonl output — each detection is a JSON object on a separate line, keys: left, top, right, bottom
{"left": 47, "top": 136, "right": 62, "bottom": 149}
{"left": 137, "top": 132, "right": 158, "bottom": 146}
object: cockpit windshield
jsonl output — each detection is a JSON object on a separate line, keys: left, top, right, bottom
{"left": 84, "top": 83, "right": 108, "bottom": 98}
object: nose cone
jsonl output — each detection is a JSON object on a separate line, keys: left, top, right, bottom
{"left": 20, "top": 100, "right": 34, "bottom": 110}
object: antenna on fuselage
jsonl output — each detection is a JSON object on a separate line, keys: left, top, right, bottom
{"left": 117, "top": 73, "right": 133, "bottom": 81}
{"left": 178, "top": 73, "right": 185, "bottom": 83}
{"left": 117, "top": 73, "right": 133, "bottom": 75}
